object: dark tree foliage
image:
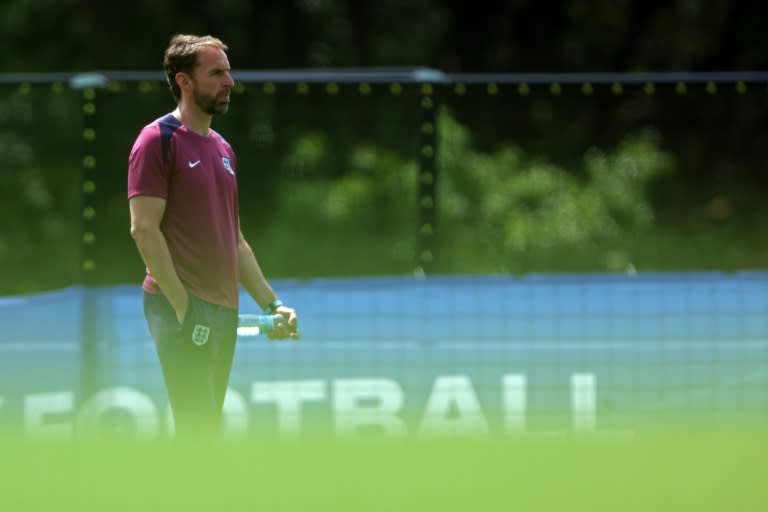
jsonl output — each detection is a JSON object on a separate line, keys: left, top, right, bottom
{"left": 1, "top": 0, "right": 766, "bottom": 292}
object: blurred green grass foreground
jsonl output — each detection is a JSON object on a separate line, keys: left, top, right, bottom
{"left": 1, "top": 430, "right": 765, "bottom": 511}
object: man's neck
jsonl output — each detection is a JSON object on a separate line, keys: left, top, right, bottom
{"left": 173, "top": 103, "right": 211, "bottom": 136}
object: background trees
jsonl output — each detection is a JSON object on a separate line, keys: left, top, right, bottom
{"left": 1, "top": 0, "right": 766, "bottom": 293}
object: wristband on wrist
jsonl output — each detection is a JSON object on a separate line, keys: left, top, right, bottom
{"left": 263, "top": 299, "right": 284, "bottom": 315}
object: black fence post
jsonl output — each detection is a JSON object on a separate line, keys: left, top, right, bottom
{"left": 72, "top": 73, "right": 108, "bottom": 412}
{"left": 415, "top": 70, "right": 446, "bottom": 275}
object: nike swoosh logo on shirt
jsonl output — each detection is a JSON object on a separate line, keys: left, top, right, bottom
{"left": 188, "top": 160, "right": 201, "bottom": 168}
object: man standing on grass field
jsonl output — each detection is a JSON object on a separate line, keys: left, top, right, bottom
{"left": 128, "top": 34, "right": 299, "bottom": 437}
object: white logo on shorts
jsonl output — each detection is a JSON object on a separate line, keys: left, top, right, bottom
{"left": 191, "top": 324, "right": 210, "bottom": 346}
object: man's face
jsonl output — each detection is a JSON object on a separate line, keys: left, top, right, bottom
{"left": 189, "top": 46, "right": 234, "bottom": 115}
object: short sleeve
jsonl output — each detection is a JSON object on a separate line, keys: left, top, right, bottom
{"left": 128, "top": 125, "right": 169, "bottom": 199}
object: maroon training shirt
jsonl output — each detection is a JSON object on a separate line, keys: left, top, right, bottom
{"left": 128, "top": 113, "right": 240, "bottom": 309}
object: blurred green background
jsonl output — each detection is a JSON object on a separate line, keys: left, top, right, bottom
{"left": 1, "top": 0, "right": 767, "bottom": 295}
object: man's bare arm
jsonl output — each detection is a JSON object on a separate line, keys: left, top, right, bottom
{"left": 129, "top": 196, "right": 188, "bottom": 323}
{"left": 237, "top": 229, "right": 278, "bottom": 310}
{"left": 238, "top": 229, "right": 298, "bottom": 339}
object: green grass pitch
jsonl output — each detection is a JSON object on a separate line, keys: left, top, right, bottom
{"left": 1, "top": 428, "right": 765, "bottom": 511}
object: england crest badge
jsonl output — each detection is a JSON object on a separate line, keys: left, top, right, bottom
{"left": 191, "top": 324, "right": 210, "bottom": 346}
{"left": 221, "top": 156, "right": 235, "bottom": 176}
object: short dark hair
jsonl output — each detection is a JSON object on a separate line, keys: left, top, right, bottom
{"left": 163, "top": 34, "right": 228, "bottom": 102}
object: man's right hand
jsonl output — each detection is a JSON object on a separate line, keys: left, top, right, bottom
{"left": 130, "top": 196, "right": 190, "bottom": 326}
{"left": 170, "top": 292, "right": 189, "bottom": 325}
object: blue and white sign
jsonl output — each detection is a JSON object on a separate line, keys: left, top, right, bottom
{"left": 1, "top": 273, "right": 767, "bottom": 438}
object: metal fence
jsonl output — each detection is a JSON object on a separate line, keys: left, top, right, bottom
{"left": 2, "top": 69, "right": 767, "bottom": 401}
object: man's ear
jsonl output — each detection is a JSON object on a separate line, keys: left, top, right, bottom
{"left": 176, "top": 72, "right": 192, "bottom": 90}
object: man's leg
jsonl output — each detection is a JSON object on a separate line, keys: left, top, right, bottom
{"left": 143, "top": 292, "right": 221, "bottom": 437}
{"left": 211, "top": 308, "right": 238, "bottom": 416}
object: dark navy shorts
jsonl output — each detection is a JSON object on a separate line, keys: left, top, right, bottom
{"left": 143, "top": 292, "right": 238, "bottom": 437}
